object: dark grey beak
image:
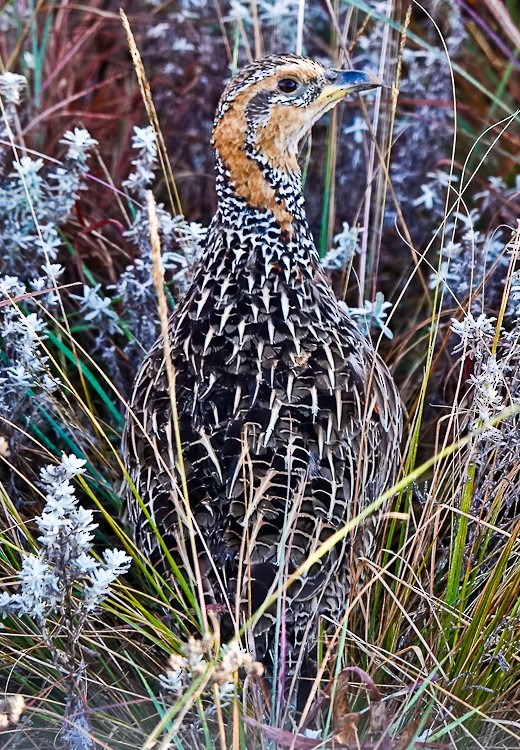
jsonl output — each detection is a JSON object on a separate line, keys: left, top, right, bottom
{"left": 325, "top": 68, "right": 385, "bottom": 94}
{"left": 313, "top": 69, "right": 384, "bottom": 108}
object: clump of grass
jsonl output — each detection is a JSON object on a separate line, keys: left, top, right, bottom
{"left": 0, "top": 1, "right": 519, "bottom": 749}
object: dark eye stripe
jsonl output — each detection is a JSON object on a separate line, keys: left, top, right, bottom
{"left": 278, "top": 78, "right": 299, "bottom": 93}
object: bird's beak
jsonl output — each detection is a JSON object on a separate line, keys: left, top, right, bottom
{"left": 316, "top": 70, "right": 384, "bottom": 104}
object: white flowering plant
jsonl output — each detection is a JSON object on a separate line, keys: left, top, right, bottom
{"left": 1, "top": 454, "right": 131, "bottom": 749}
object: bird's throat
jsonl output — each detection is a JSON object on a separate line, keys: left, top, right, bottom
{"left": 212, "top": 107, "right": 303, "bottom": 236}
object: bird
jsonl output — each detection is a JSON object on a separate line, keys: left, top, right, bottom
{"left": 122, "top": 54, "right": 402, "bottom": 691}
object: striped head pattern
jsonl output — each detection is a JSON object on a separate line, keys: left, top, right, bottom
{"left": 212, "top": 54, "right": 382, "bottom": 233}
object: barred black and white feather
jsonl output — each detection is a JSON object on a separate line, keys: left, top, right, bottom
{"left": 123, "top": 54, "right": 402, "bottom": 676}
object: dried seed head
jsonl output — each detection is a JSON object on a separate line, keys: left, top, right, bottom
{"left": 0, "top": 436, "right": 9, "bottom": 458}
{"left": 245, "top": 660, "right": 264, "bottom": 678}
{"left": 0, "top": 695, "right": 25, "bottom": 729}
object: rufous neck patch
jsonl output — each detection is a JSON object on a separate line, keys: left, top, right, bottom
{"left": 213, "top": 92, "right": 297, "bottom": 235}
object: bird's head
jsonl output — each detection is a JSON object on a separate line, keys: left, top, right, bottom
{"left": 212, "top": 54, "right": 382, "bottom": 232}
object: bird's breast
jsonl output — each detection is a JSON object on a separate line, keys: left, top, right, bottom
{"left": 169, "top": 265, "right": 374, "bottom": 451}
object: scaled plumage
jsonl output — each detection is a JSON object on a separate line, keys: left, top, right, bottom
{"left": 123, "top": 54, "right": 402, "bottom": 678}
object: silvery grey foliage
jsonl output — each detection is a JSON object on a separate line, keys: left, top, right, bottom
{"left": 430, "top": 223, "right": 509, "bottom": 313}
{"left": 228, "top": 0, "right": 312, "bottom": 51}
{"left": 414, "top": 170, "right": 459, "bottom": 218}
{"left": 321, "top": 222, "right": 363, "bottom": 271}
{"left": 449, "top": 224, "right": 520, "bottom": 522}
{"left": 0, "top": 125, "right": 97, "bottom": 278}
{"left": 0, "top": 72, "right": 121, "bottom": 446}
{"left": 0, "top": 118, "right": 99, "bottom": 451}
{"left": 117, "top": 125, "right": 206, "bottom": 358}
{"left": 451, "top": 312, "right": 497, "bottom": 361}
{"left": 345, "top": 291, "right": 394, "bottom": 340}
{"left": 0, "top": 270, "right": 62, "bottom": 432}
{"left": 467, "top": 354, "right": 505, "bottom": 436}
{"left": 62, "top": 693, "right": 94, "bottom": 750}
{"left": 322, "top": 225, "right": 394, "bottom": 339}
{"left": 0, "top": 453, "right": 131, "bottom": 625}
{"left": 0, "top": 453, "right": 131, "bottom": 750}
{"left": 70, "top": 284, "right": 122, "bottom": 336}
{"left": 331, "top": 0, "right": 466, "bottom": 238}
{"left": 122, "top": 125, "right": 159, "bottom": 200}
{"left": 322, "top": 224, "right": 395, "bottom": 340}
{"left": 0, "top": 72, "right": 27, "bottom": 163}
{"left": 0, "top": 72, "right": 26, "bottom": 105}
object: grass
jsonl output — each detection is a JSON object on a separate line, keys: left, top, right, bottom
{"left": 0, "top": 0, "right": 520, "bottom": 748}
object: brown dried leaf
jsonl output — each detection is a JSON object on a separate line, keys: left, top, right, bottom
{"left": 368, "top": 699, "right": 388, "bottom": 735}
{"left": 332, "top": 669, "right": 351, "bottom": 730}
{"left": 395, "top": 720, "right": 420, "bottom": 750}
{"left": 243, "top": 717, "right": 324, "bottom": 749}
{"left": 333, "top": 712, "right": 361, "bottom": 746}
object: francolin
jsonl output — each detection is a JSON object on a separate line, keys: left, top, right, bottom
{"left": 123, "top": 54, "right": 402, "bottom": 690}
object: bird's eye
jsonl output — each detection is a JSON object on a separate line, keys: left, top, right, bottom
{"left": 277, "top": 78, "right": 299, "bottom": 94}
